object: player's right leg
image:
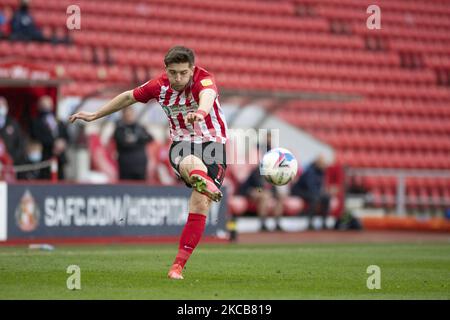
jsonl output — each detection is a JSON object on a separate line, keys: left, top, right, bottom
{"left": 169, "top": 141, "right": 225, "bottom": 202}
{"left": 179, "top": 155, "right": 223, "bottom": 202}
{"left": 167, "top": 141, "right": 226, "bottom": 279}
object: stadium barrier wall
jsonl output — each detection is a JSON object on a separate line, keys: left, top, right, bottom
{"left": 0, "top": 183, "right": 227, "bottom": 243}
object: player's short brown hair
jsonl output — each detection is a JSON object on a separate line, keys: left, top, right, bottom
{"left": 164, "top": 46, "right": 195, "bottom": 67}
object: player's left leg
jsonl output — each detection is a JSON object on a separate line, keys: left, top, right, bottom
{"left": 168, "top": 190, "right": 212, "bottom": 280}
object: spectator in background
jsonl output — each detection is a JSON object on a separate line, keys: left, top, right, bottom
{"left": 17, "top": 139, "right": 45, "bottom": 180}
{"left": 0, "top": 96, "right": 26, "bottom": 167}
{"left": 0, "top": 137, "right": 14, "bottom": 181}
{"left": 10, "top": 0, "right": 46, "bottom": 42}
{"left": 0, "top": 9, "right": 6, "bottom": 38}
{"left": 31, "top": 95, "right": 69, "bottom": 180}
{"left": 237, "top": 132, "right": 287, "bottom": 232}
{"left": 153, "top": 132, "right": 178, "bottom": 185}
{"left": 113, "top": 107, "right": 153, "bottom": 180}
{"left": 0, "top": 7, "right": 12, "bottom": 39}
{"left": 291, "top": 154, "right": 331, "bottom": 230}
{"left": 238, "top": 166, "right": 286, "bottom": 232}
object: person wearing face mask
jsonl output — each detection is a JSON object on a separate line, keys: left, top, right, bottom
{"left": 17, "top": 139, "right": 45, "bottom": 180}
{"left": 30, "top": 95, "right": 69, "bottom": 180}
{"left": 0, "top": 96, "right": 26, "bottom": 169}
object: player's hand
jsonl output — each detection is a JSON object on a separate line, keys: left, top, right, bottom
{"left": 185, "top": 111, "right": 204, "bottom": 124}
{"left": 69, "top": 111, "right": 97, "bottom": 123}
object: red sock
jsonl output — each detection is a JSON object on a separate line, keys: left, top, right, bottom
{"left": 173, "top": 213, "right": 206, "bottom": 269}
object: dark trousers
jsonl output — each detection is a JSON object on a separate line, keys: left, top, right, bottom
{"left": 119, "top": 169, "right": 146, "bottom": 181}
{"left": 298, "top": 191, "right": 331, "bottom": 227}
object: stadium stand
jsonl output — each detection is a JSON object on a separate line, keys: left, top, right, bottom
{"left": 0, "top": 0, "right": 449, "bottom": 217}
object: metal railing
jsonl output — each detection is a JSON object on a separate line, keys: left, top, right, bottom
{"left": 346, "top": 168, "right": 450, "bottom": 216}
{"left": 0, "top": 157, "right": 59, "bottom": 182}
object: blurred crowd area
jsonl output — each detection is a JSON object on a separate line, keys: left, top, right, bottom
{"left": 0, "top": 94, "right": 345, "bottom": 230}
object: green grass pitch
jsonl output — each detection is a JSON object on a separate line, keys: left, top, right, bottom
{"left": 0, "top": 243, "right": 449, "bottom": 299}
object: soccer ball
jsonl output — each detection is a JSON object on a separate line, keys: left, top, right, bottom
{"left": 260, "top": 148, "right": 298, "bottom": 186}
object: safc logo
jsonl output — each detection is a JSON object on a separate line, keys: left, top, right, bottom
{"left": 15, "top": 190, "right": 40, "bottom": 232}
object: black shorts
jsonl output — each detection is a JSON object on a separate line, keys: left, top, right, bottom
{"left": 169, "top": 141, "right": 227, "bottom": 189}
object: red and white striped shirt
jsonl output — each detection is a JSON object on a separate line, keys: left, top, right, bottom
{"left": 133, "top": 66, "right": 228, "bottom": 144}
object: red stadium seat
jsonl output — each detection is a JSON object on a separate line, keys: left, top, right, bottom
{"left": 283, "top": 197, "right": 304, "bottom": 216}
{"left": 228, "top": 196, "right": 248, "bottom": 216}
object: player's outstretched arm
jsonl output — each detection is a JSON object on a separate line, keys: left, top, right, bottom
{"left": 69, "top": 90, "right": 137, "bottom": 123}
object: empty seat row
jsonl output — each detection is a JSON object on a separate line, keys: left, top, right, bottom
{"left": 31, "top": 0, "right": 327, "bottom": 33}
{"left": 286, "top": 100, "right": 450, "bottom": 117}
{"left": 316, "top": 4, "right": 450, "bottom": 30}
{"left": 352, "top": 23, "right": 450, "bottom": 43}
{"left": 337, "top": 150, "right": 450, "bottom": 169}
{"left": 389, "top": 40, "right": 450, "bottom": 56}
{"left": 60, "top": 81, "right": 120, "bottom": 97}
{"left": 29, "top": 0, "right": 296, "bottom": 17}
{"left": 300, "top": 0, "right": 450, "bottom": 18}
{"left": 107, "top": 0, "right": 296, "bottom": 16}
{"left": 280, "top": 111, "right": 450, "bottom": 134}
{"left": 102, "top": 36, "right": 399, "bottom": 67}
{"left": 1, "top": 33, "right": 400, "bottom": 69}
{"left": 33, "top": 12, "right": 365, "bottom": 50}
{"left": 316, "top": 132, "right": 450, "bottom": 153}
{"left": 368, "top": 187, "right": 450, "bottom": 209}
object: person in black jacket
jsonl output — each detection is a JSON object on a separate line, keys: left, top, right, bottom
{"left": 30, "top": 95, "right": 69, "bottom": 180}
{"left": 0, "top": 96, "right": 26, "bottom": 168}
{"left": 291, "top": 154, "right": 330, "bottom": 230}
{"left": 9, "top": 0, "right": 46, "bottom": 42}
{"left": 113, "top": 107, "right": 153, "bottom": 180}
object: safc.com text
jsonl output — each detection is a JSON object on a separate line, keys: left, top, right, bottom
{"left": 43, "top": 195, "right": 219, "bottom": 227}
